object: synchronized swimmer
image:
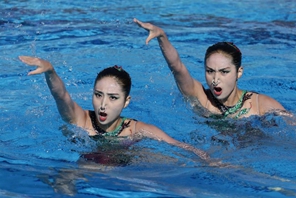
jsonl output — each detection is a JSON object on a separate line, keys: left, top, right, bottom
{"left": 19, "top": 56, "right": 211, "bottom": 163}
{"left": 134, "top": 18, "right": 290, "bottom": 119}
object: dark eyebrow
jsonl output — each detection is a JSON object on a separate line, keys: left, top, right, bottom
{"left": 218, "top": 67, "right": 231, "bottom": 71}
{"left": 93, "top": 90, "right": 101, "bottom": 93}
{"left": 93, "top": 89, "right": 121, "bottom": 96}
{"left": 206, "top": 66, "right": 231, "bottom": 71}
{"left": 107, "top": 93, "right": 120, "bottom": 96}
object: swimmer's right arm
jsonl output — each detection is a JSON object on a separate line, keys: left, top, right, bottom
{"left": 19, "top": 56, "right": 86, "bottom": 125}
{"left": 134, "top": 121, "right": 211, "bottom": 161}
{"left": 134, "top": 18, "right": 204, "bottom": 98}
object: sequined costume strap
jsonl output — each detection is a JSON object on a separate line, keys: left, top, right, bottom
{"left": 89, "top": 110, "right": 134, "bottom": 137}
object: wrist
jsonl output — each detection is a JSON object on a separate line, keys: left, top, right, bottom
{"left": 46, "top": 67, "right": 55, "bottom": 75}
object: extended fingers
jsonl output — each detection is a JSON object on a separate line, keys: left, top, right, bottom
{"left": 134, "top": 18, "right": 152, "bottom": 44}
{"left": 146, "top": 33, "right": 155, "bottom": 44}
{"left": 134, "top": 18, "right": 161, "bottom": 45}
{"left": 19, "top": 56, "right": 53, "bottom": 75}
{"left": 19, "top": 56, "right": 40, "bottom": 66}
{"left": 133, "top": 18, "right": 143, "bottom": 27}
{"left": 133, "top": 18, "right": 152, "bottom": 31}
{"left": 27, "top": 67, "right": 44, "bottom": 76}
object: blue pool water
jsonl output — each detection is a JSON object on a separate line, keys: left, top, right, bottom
{"left": 1, "top": 1, "right": 296, "bottom": 197}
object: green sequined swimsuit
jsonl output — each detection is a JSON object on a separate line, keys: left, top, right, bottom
{"left": 211, "top": 90, "right": 253, "bottom": 119}
{"left": 89, "top": 110, "right": 133, "bottom": 137}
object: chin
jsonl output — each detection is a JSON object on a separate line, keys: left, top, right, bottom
{"left": 214, "top": 94, "right": 227, "bottom": 101}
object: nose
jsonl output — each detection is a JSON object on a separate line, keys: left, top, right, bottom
{"left": 213, "top": 71, "right": 220, "bottom": 81}
{"left": 100, "top": 96, "right": 107, "bottom": 111}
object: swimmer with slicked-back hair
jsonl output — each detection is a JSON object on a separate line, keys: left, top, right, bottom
{"left": 19, "top": 56, "right": 217, "bottom": 164}
{"left": 134, "top": 18, "right": 291, "bottom": 119}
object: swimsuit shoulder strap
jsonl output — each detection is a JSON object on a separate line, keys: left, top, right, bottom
{"left": 243, "top": 90, "right": 259, "bottom": 114}
{"left": 89, "top": 111, "right": 137, "bottom": 137}
{"left": 103, "top": 117, "right": 136, "bottom": 137}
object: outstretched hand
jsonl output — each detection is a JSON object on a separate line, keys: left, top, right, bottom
{"left": 133, "top": 18, "right": 165, "bottom": 44}
{"left": 19, "top": 56, "right": 53, "bottom": 75}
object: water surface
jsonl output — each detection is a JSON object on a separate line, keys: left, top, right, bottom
{"left": 0, "top": 1, "right": 296, "bottom": 197}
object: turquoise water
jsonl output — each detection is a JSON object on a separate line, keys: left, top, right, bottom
{"left": 1, "top": 1, "right": 296, "bottom": 197}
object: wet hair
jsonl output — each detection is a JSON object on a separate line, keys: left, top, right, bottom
{"left": 204, "top": 42, "right": 242, "bottom": 71}
{"left": 95, "top": 65, "right": 131, "bottom": 97}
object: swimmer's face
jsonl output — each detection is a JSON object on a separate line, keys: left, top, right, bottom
{"left": 92, "top": 76, "right": 130, "bottom": 129}
{"left": 205, "top": 52, "right": 243, "bottom": 100}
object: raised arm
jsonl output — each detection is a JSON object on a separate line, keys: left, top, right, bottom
{"left": 134, "top": 121, "right": 209, "bottom": 161}
{"left": 134, "top": 18, "right": 204, "bottom": 98}
{"left": 19, "top": 56, "right": 86, "bottom": 126}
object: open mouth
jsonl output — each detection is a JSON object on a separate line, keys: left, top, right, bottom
{"left": 99, "top": 112, "right": 107, "bottom": 121}
{"left": 99, "top": 112, "right": 107, "bottom": 116}
{"left": 213, "top": 87, "right": 222, "bottom": 96}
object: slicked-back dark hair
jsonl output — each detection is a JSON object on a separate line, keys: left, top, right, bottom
{"left": 204, "top": 42, "right": 242, "bottom": 71}
{"left": 95, "top": 65, "right": 131, "bottom": 97}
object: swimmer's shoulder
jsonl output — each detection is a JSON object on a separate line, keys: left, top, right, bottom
{"left": 119, "top": 117, "right": 138, "bottom": 137}
{"left": 248, "top": 91, "right": 286, "bottom": 115}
